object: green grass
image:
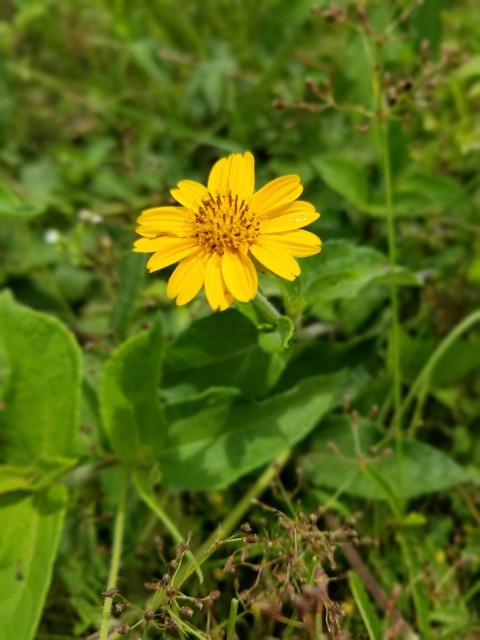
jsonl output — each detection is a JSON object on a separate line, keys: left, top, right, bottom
{"left": 1, "top": 0, "right": 480, "bottom": 638}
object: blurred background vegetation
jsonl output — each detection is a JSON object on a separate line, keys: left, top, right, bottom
{"left": 1, "top": 0, "right": 480, "bottom": 638}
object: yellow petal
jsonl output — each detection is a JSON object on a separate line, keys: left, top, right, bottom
{"left": 207, "top": 152, "right": 255, "bottom": 198}
{"left": 170, "top": 180, "right": 209, "bottom": 209}
{"left": 137, "top": 206, "right": 191, "bottom": 224}
{"left": 167, "top": 252, "right": 206, "bottom": 305}
{"left": 263, "top": 200, "right": 316, "bottom": 219}
{"left": 264, "top": 230, "right": 321, "bottom": 257}
{"left": 221, "top": 250, "right": 258, "bottom": 303}
{"left": 142, "top": 237, "right": 199, "bottom": 272}
{"left": 250, "top": 175, "right": 303, "bottom": 213}
{"left": 204, "top": 254, "right": 233, "bottom": 311}
{"left": 259, "top": 202, "right": 320, "bottom": 233}
{"left": 250, "top": 238, "right": 300, "bottom": 281}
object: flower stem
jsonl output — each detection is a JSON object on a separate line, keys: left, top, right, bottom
{"left": 379, "top": 117, "right": 402, "bottom": 421}
{"left": 98, "top": 471, "right": 128, "bottom": 640}
{"left": 252, "top": 291, "right": 282, "bottom": 324}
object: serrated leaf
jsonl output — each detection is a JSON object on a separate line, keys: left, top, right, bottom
{"left": 159, "top": 369, "right": 367, "bottom": 490}
{"left": 302, "top": 416, "right": 469, "bottom": 500}
{"left": 101, "top": 318, "right": 165, "bottom": 465}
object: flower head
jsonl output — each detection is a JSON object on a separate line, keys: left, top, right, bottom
{"left": 134, "top": 152, "right": 321, "bottom": 310}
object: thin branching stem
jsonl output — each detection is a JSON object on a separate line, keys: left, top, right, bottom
{"left": 98, "top": 470, "right": 128, "bottom": 640}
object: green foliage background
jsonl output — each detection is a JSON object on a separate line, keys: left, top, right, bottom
{"left": 1, "top": 0, "right": 480, "bottom": 638}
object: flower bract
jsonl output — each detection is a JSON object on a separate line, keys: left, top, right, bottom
{"left": 134, "top": 152, "right": 321, "bottom": 310}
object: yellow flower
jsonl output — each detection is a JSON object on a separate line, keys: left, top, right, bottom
{"left": 134, "top": 152, "right": 321, "bottom": 310}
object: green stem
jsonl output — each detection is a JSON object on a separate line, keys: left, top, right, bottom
{"left": 226, "top": 598, "right": 239, "bottom": 640}
{"left": 379, "top": 118, "right": 402, "bottom": 420}
{"left": 398, "top": 309, "right": 480, "bottom": 433}
{"left": 145, "top": 448, "right": 292, "bottom": 614}
{"left": 98, "top": 471, "right": 129, "bottom": 640}
{"left": 252, "top": 291, "right": 282, "bottom": 324}
{"left": 177, "top": 447, "right": 291, "bottom": 587}
{"left": 134, "top": 472, "right": 203, "bottom": 582}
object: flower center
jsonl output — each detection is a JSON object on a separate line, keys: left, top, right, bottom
{"left": 192, "top": 191, "right": 260, "bottom": 255}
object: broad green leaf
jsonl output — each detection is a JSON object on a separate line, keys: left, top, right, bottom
{"left": 302, "top": 416, "right": 469, "bottom": 500}
{"left": 0, "top": 291, "right": 81, "bottom": 466}
{"left": 159, "top": 369, "right": 367, "bottom": 490}
{"left": 0, "top": 458, "right": 77, "bottom": 494}
{"left": 163, "top": 310, "right": 287, "bottom": 397}
{"left": 0, "top": 484, "right": 68, "bottom": 640}
{"left": 349, "top": 572, "right": 382, "bottom": 640}
{"left": 101, "top": 318, "right": 165, "bottom": 465}
{"left": 312, "top": 156, "right": 369, "bottom": 209}
{"left": 301, "top": 241, "right": 420, "bottom": 304}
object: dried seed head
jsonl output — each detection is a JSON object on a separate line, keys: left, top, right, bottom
{"left": 112, "top": 600, "right": 128, "bottom": 615}
{"left": 166, "top": 587, "right": 177, "bottom": 600}
{"left": 209, "top": 590, "right": 221, "bottom": 601}
{"left": 117, "top": 624, "right": 129, "bottom": 635}
{"left": 193, "top": 598, "right": 204, "bottom": 610}
{"left": 243, "top": 533, "right": 259, "bottom": 544}
{"left": 165, "top": 617, "right": 178, "bottom": 629}
{"left": 180, "top": 606, "right": 194, "bottom": 618}
{"left": 240, "top": 522, "right": 252, "bottom": 533}
{"left": 144, "top": 609, "right": 155, "bottom": 621}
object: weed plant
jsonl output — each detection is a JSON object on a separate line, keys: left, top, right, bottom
{"left": 1, "top": 1, "right": 480, "bottom": 639}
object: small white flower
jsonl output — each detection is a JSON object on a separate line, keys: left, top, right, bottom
{"left": 79, "top": 209, "right": 102, "bottom": 224}
{"left": 44, "top": 229, "right": 60, "bottom": 245}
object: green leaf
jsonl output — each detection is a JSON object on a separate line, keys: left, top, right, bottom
{"left": 301, "top": 240, "right": 420, "bottom": 304}
{"left": 0, "top": 484, "right": 68, "bottom": 640}
{"left": 312, "top": 155, "right": 369, "bottom": 209}
{"left": 159, "top": 369, "right": 367, "bottom": 490}
{"left": 101, "top": 318, "right": 165, "bottom": 466}
{"left": 302, "top": 416, "right": 469, "bottom": 500}
{"left": 0, "top": 291, "right": 81, "bottom": 467}
{"left": 349, "top": 572, "right": 382, "bottom": 640}
{"left": 456, "top": 54, "right": 480, "bottom": 80}
{"left": 109, "top": 252, "right": 146, "bottom": 339}
{"left": 0, "top": 458, "right": 77, "bottom": 495}
{"left": 0, "top": 182, "right": 46, "bottom": 219}
{"left": 163, "top": 310, "right": 287, "bottom": 398}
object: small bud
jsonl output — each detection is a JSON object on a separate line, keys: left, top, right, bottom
{"left": 243, "top": 533, "right": 259, "bottom": 544}
{"left": 193, "top": 598, "right": 203, "bottom": 610}
{"left": 209, "top": 590, "right": 221, "bottom": 601}
{"left": 102, "top": 588, "right": 118, "bottom": 598}
{"left": 112, "top": 600, "right": 128, "bottom": 615}
{"left": 180, "top": 606, "right": 194, "bottom": 618}
{"left": 240, "top": 522, "right": 252, "bottom": 533}
{"left": 165, "top": 617, "right": 178, "bottom": 629}
{"left": 144, "top": 609, "right": 155, "bottom": 621}
{"left": 117, "top": 624, "right": 129, "bottom": 635}
{"left": 166, "top": 587, "right": 177, "bottom": 600}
